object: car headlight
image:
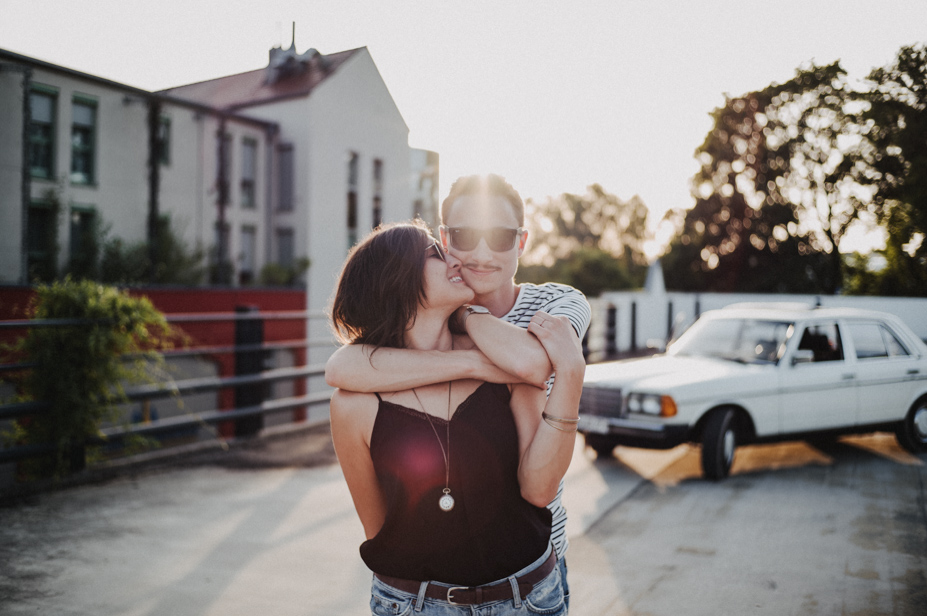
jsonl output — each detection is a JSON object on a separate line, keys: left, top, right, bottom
{"left": 626, "top": 393, "right": 678, "bottom": 418}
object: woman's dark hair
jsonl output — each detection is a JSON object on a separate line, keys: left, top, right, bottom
{"left": 330, "top": 220, "right": 434, "bottom": 348}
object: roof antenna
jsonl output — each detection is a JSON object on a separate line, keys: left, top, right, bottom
{"left": 290, "top": 22, "right": 296, "bottom": 50}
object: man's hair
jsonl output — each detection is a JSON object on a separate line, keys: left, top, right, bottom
{"left": 440, "top": 173, "right": 525, "bottom": 226}
{"left": 330, "top": 220, "right": 433, "bottom": 348}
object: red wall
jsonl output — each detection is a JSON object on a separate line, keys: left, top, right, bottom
{"left": 0, "top": 285, "right": 309, "bottom": 427}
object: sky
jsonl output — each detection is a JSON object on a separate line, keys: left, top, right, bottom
{"left": 3, "top": 0, "right": 926, "bottom": 254}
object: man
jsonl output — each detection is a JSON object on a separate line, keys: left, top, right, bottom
{"left": 325, "top": 173, "right": 591, "bottom": 603}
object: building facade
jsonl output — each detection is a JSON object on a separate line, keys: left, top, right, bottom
{"left": 1, "top": 43, "right": 439, "bottom": 332}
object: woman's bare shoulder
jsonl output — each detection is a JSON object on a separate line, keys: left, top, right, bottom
{"left": 330, "top": 389, "right": 379, "bottom": 418}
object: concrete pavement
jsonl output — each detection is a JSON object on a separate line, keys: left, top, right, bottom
{"left": 4, "top": 427, "right": 922, "bottom": 615}
{"left": 0, "top": 424, "right": 680, "bottom": 615}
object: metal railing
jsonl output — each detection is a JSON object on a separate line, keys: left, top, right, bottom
{"left": 0, "top": 309, "right": 334, "bottom": 466}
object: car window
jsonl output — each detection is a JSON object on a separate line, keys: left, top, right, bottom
{"left": 845, "top": 322, "right": 910, "bottom": 359}
{"left": 796, "top": 323, "right": 844, "bottom": 363}
{"left": 670, "top": 318, "right": 792, "bottom": 364}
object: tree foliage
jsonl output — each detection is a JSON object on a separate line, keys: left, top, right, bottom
{"left": 518, "top": 247, "right": 639, "bottom": 297}
{"left": 850, "top": 44, "right": 927, "bottom": 296}
{"left": 666, "top": 45, "right": 927, "bottom": 296}
{"left": 518, "top": 185, "right": 649, "bottom": 295}
{"left": 97, "top": 214, "right": 206, "bottom": 286}
{"left": 663, "top": 78, "right": 837, "bottom": 293}
{"left": 2, "top": 280, "right": 172, "bottom": 478}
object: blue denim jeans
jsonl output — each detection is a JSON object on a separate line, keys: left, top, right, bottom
{"left": 369, "top": 545, "right": 567, "bottom": 615}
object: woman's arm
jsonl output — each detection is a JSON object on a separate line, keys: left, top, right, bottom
{"left": 325, "top": 344, "right": 522, "bottom": 392}
{"left": 510, "top": 313, "right": 587, "bottom": 507}
{"left": 329, "top": 389, "right": 387, "bottom": 539}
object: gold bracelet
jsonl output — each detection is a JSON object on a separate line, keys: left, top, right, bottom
{"left": 542, "top": 411, "right": 579, "bottom": 424}
{"left": 543, "top": 415, "right": 578, "bottom": 432}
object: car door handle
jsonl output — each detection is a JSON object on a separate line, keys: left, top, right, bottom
{"left": 908, "top": 369, "right": 920, "bottom": 375}
{"left": 842, "top": 373, "right": 856, "bottom": 380}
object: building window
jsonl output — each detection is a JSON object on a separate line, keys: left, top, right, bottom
{"left": 29, "top": 89, "right": 57, "bottom": 179}
{"left": 158, "top": 117, "right": 171, "bottom": 166}
{"left": 347, "top": 152, "right": 359, "bottom": 248}
{"left": 276, "top": 227, "right": 295, "bottom": 268}
{"left": 277, "top": 144, "right": 294, "bottom": 211}
{"left": 27, "top": 202, "right": 57, "bottom": 280}
{"left": 241, "top": 138, "right": 257, "bottom": 208}
{"left": 372, "top": 158, "right": 383, "bottom": 228}
{"left": 69, "top": 207, "right": 95, "bottom": 259}
{"left": 70, "top": 97, "right": 97, "bottom": 185}
{"left": 216, "top": 131, "right": 232, "bottom": 207}
{"left": 68, "top": 206, "right": 97, "bottom": 276}
{"left": 239, "top": 225, "right": 257, "bottom": 284}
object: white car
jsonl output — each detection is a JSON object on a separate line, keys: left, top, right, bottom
{"left": 578, "top": 305, "right": 927, "bottom": 479}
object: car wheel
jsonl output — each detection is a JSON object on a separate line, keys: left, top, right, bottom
{"left": 701, "top": 408, "right": 737, "bottom": 480}
{"left": 583, "top": 434, "right": 618, "bottom": 459}
{"left": 896, "top": 397, "right": 927, "bottom": 454}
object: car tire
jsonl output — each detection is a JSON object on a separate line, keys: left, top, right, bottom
{"left": 896, "top": 397, "right": 927, "bottom": 454}
{"left": 701, "top": 408, "right": 737, "bottom": 480}
{"left": 584, "top": 434, "right": 618, "bottom": 459}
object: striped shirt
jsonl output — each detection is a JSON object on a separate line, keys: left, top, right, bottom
{"left": 501, "top": 282, "right": 591, "bottom": 560}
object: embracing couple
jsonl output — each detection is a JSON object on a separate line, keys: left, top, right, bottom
{"left": 326, "top": 174, "right": 591, "bottom": 615}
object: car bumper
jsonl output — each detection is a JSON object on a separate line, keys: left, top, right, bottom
{"left": 578, "top": 415, "right": 690, "bottom": 449}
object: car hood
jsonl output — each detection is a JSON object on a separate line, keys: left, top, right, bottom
{"left": 583, "top": 354, "right": 767, "bottom": 396}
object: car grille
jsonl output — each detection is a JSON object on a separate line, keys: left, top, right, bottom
{"left": 579, "top": 386, "right": 624, "bottom": 418}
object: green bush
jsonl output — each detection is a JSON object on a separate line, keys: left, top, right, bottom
{"left": 3, "top": 279, "right": 172, "bottom": 479}
{"left": 258, "top": 258, "right": 310, "bottom": 287}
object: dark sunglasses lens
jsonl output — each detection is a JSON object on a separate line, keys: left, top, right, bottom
{"left": 488, "top": 228, "right": 518, "bottom": 251}
{"left": 433, "top": 242, "right": 447, "bottom": 261}
{"left": 450, "top": 228, "right": 479, "bottom": 251}
{"left": 449, "top": 228, "right": 518, "bottom": 251}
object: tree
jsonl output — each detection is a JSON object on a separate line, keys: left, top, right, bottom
{"left": 98, "top": 214, "right": 206, "bottom": 286}
{"left": 852, "top": 44, "right": 927, "bottom": 296}
{"left": 663, "top": 86, "right": 833, "bottom": 293}
{"left": 766, "top": 62, "right": 874, "bottom": 291}
{"left": 518, "top": 185, "right": 650, "bottom": 294}
{"left": 518, "top": 247, "right": 637, "bottom": 297}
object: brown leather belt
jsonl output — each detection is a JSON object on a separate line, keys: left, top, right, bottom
{"left": 374, "top": 550, "right": 556, "bottom": 606}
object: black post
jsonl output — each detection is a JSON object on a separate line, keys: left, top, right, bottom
{"left": 147, "top": 98, "right": 162, "bottom": 283}
{"left": 20, "top": 65, "right": 33, "bottom": 284}
{"left": 630, "top": 301, "right": 637, "bottom": 352}
{"left": 667, "top": 301, "right": 674, "bottom": 339}
{"left": 234, "top": 305, "right": 265, "bottom": 437}
{"left": 605, "top": 305, "right": 617, "bottom": 358}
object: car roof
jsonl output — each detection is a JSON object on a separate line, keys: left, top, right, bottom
{"left": 705, "top": 304, "right": 905, "bottom": 323}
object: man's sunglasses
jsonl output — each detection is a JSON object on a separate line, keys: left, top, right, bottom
{"left": 441, "top": 226, "right": 525, "bottom": 252}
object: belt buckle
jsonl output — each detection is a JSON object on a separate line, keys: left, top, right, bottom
{"left": 446, "top": 586, "right": 469, "bottom": 605}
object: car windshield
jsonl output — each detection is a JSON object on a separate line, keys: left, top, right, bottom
{"left": 669, "top": 318, "right": 794, "bottom": 365}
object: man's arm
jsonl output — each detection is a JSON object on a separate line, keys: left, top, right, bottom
{"left": 324, "top": 343, "right": 519, "bottom": 393}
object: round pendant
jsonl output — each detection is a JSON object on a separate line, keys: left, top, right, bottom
{"left": 439, "top": 490, "right": 455, "bottom": 512}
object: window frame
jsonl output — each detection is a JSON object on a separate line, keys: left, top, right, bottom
{"left": 276, "top": 143, "right": 294, "bottom": 212}
{"left": 240, "top": 137, "right": 258, "bottom": 209}
{"left": 158, "top": 116, "right": 171, "bottom": 166}
{"left": 28, "top": 85, "right": 58, "bottom": 180}
{"left": 70, "top": 94, "right": 98, "bottom": 185}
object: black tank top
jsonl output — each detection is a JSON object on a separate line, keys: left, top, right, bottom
{"left": 360, "top": 382, "right": 551, "bottom": 586}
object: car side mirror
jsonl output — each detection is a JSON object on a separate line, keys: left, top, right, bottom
{"left": 791, "top": 349, "right": 815, "bottom": 366}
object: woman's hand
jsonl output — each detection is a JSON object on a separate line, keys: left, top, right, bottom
{"left": 527, "top": 311, "right": 585, "bottom": 379}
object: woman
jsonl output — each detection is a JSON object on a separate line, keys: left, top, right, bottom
{"left": 329, "top": 221, "right": 585, "bottom": 615}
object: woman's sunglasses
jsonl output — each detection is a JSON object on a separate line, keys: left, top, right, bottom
{"left": 440, "top": 226, "right": 524, "bottom": 252}
{"left": 426, "top": 239, "right": 447, "bottom": 262}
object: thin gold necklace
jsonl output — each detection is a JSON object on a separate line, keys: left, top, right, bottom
{"left": 411, "top": 380, "right": 454, "bottom": 512}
